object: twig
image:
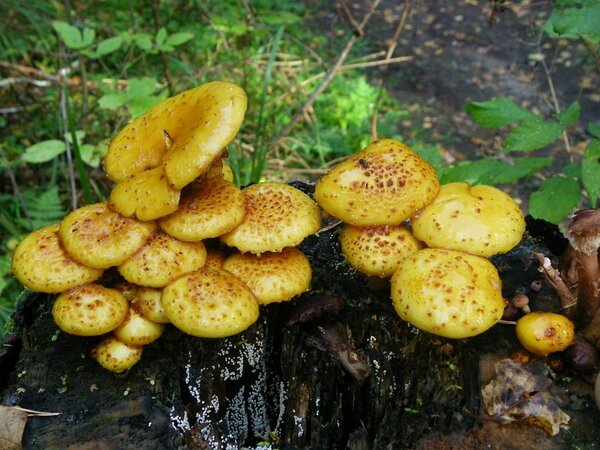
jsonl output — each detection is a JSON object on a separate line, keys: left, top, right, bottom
{"left": 58, "top": 61, "right": 79, "bottom": 211}
{"left": 339, "top": 0, "right": 364, "bottom": 36}
{"left": 270, "top": 0, "right": 384, "bottom": 148}
{"left": 533, "top": 252, "right": 577, "bottom": 315}
{"left": 581, "top": 37, "right": 600, "bottom": 72}
{"left": 13, "top": 405, "right": 61, "bottom": 417}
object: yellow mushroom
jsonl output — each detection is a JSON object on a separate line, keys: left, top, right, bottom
{"left": 59, "top": 203, "right": 157, "bottom": 269}
{"left": 222, "top": 247, "right": 312, "bottom": 305}
{"left": 118, "top": 231, "right": 207, "bottom": 287}
{"left": 314, "top": 139, "right": 440, "bottom": 226}
{"left": 515, "top": 312, "right": 575, "bottom": 357}
{"left": 411, "top": 182, "right": 525, "bottom": 257}
{"left": 390, "top": 248, "right": 504, "bottom": 339}
{"left": 159, "top": 176, "right": 245, "bottom": 242}
{"left": 52, "top": 283, "right": 129, "bottom": 336}
{"left": 339, "top": 224, "right": 422, "bottom": 278}
{"left": 91, "top": 336, "right": 142, "bottom": 373}
{"left": 130, "top": 287, "right": 170, "bottom": 323}
{"left": 162, "top": 268, "right": 259, "bottom": 338}
{"left": 203, "top": 249, "right": 228, "bottom": 271}
{"left": 220, "top": 182, "right": 321, "bottom": 254}
{"left": 11, "top": 224, "right": 103, "bottom": 293}
{"left": 113, "top": 307, "right": 165, "bottom": 346}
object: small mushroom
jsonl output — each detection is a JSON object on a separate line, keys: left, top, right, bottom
{"left": 411, "top": 182, "right": 525, "bottom": 258}
{"left": 11, "top": 224, "right": 103, "bottom": 293}
{"left": 339, "top": 223, "right": 422, "bottom": 278}
{"left": 159, "top": 176, "right": 245, "bottom": 242}
{"left": 390, "top": 248, "right": 504, "bottom": 339}
{"left": 112, "top": 307, "right": 165, "bottom": 346}
{"left": 91, "top": 336, "right": 142, "bottom": 373}
{"left": 515, "top": 311, "right": 575, "bottom": 357}
{"left": 222, "top": 247, "right": 312, "bottom": 305}
{"left": 118, "top": 231, "right": 206, "bottom": 288}
{"left": 220, "top": 182, "right": 321, "bottom": 255}
{"left": 162, "top": 268, "right": 259, "bottom": 338}
{"left": 130, "top": 287, "right": 170, "bottom": 324}
{"left": 59, "top": 203, "right": 157, "bottom": 269}
{"left": 52, "top": 283, "right": 129, "bottom": 336}
{"left": 314, "top": 139, "right": 440, "bottom": 226}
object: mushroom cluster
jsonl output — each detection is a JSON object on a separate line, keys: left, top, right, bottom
{"left": 11, "top": 81, "right": 320, "bottom": 372}
{"left": 314, "top": 139, "right": 526, "bottom": 340}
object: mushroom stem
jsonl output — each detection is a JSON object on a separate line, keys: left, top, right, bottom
{"left": 574, "top": 249, "right": 600, "bottom": 326}
{"left": 533, "top": 252, "right": 577, "bottom": 316}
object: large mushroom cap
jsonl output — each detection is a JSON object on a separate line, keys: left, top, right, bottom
{"left": 103, "top": 81, "right": 247, "bottom": 186}
{"left": 567, "top": 209, "right": 600, "bottom": 255}
{"left": 411, "top": 182, "right": 525, "bottom": 257}
{"left": 391, "top": 248, "right": 504, "bottom": 339}
{"left": 162, "top": 268, "right": 259, "bottom": 338}
{"left": 220, "top": 182, "right": 321, "bottom": 254}
{"left": 11, "top": 224, "right": 103, "bottom": 293}
{"left": 118, "top": 231, "right": 206, "bottom": 287}
{"left": 59, "top": 203, "right": 157, "bottom": 269}
{"left": 222, "top": 247, "right": 312, "bottom": 305}
{"left": 52, "top": 283, "right": 129, "bottom": 336}
{"left": 314, "top": 139, "right": 440, "bottom": 226}
{"left": 339, "top": 224, "right": 422, "bottom": 278}
{"left": 159, "top": 176, "right": 245, "bottom": 242}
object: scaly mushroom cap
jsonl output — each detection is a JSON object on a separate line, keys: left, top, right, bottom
{"left": 162, "top": 268, "right": 259, "bottom": 338}
{"left": 113, "top": 307, "right": 165, "bottom": 346}
{"left": 59, "top": 203, "right": 157, "bottom": 269}
{"left": 314, "top": 139, "right": 440, "bottom": 226}
{"left": 203, "top": 249, "right": 228, "bottom": 271}
{"left": 52, "top": 283, "right": 129, "bottom": 336}
{"left": 220, "top": 182, "right": 321, "bottom": 254}
{"left": 103, "top": 81, "right": 247, "bottom": 185}
{"left": 567, "top": 209, "right": 600, "bottom": 255}
{"left": 11, "top": 224, "right": 103, "bottom": 293}
{"left": 411, "top": 182, "right": 525, "bottom": 257}
{"left": 222, "top": 247, "right": 312, "bottom": 305}
{"left": 391, "top": 248, "right": 504, "bottom": 339}
{"left": 108, "top": 166, "right": 181, "bottom": 221}
{"left": 130, "top": 287, "right": 170, "bottom": 323}
{"left": 339, "top": 224, "right": 422, "bottom": 278}
{"left": 515, "top": 311, "right": 575, "bottom": 357}
{"left": 159, "top": 177, "right": 245, "bottom": 242}
{"left": 118, "top": 231, "right": 207, "bottom": 288}
{"left": 91, "top": 336, "right": 142, "bottom": 373}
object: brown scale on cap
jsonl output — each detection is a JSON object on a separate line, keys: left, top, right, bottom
{"left": 52, "top": 283, "right": 129, "bottom": 336}
{"left": 314, "top": 139, "right": 440, "bottom": 226}
{"left": 220, "top": 182, "right": 321, "bottom": 255}
{"left": 11, "top": 224, "right": 103, "bottom": 293}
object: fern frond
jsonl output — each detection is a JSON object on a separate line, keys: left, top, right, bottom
{"left": 20, "top": 186, "right": 66, "bottom": 230}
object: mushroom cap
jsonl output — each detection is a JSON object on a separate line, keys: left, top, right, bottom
{"left": 162, "top": 82, "right": 248, "bottom": 189}
{"left": 203, "top": 249, "right": 228, "bottom": 271}
{"left": 314, "top": 139, "right": 440, "bottom": 226}
{"left": 91, "top": 336, "right": 142, "bottom": 373}
{"left": 52, "top": 283, "right": 129, "bottom": 336}
{"left": 130, "top": 287, "right": 170, "bottom": 323}
{"left": 103, "top": 81, "right": 247, "bottom": 186}
{"left": 108, "top": 166, "right": 181, "bottom": 221}
{"left": 411, "top": 182, "right": 525, "bottom": 257}
{"left": 567, "top": 209, "right": 600, "bottom": 255}
{"left": 391, "top": 248, "right": 504, "bottom": 339}
{"left": 220, "top": 182, "right": 321, "bottom": 254}
{"left": 339, "top": 224, "right": 422, "bottom": 278}
{"left": 59, "top": 203, "right": 157, "bottom": 269}
{"left": 113, "top": 307, "right": 165, "bottom": 346}
{"left": 11, "top": 224, "right": 103, "bottom": 293}
{"left": 159, "top": 176, "right": 245, "bottom": 242}
{"left": 515, "top": 312, "right": 575, "bottom": 357}
{"left": 118, "top": 231, "right": 207, "bottom": 287}
{"left": 222, "top": 247, "right": 312, "bottom": 305}
{"left": 162, "top": 268, "right": 259, "bottom": 338}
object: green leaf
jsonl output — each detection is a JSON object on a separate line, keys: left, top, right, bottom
{"left": 127, "top": 77, "right": 159, "bottom": 98}
{"left": 439, "top": 157, "right": 553, "bottom": 185}
{"left": 81, "top": 27, "right": 95, "bottom": 47}
{"left": 129, "top": 92, "right": 167, "bottom": 118}
{"left": 582, "top": 139, "right": 600, "bottom": 207}
{"left": 504, "top": 119, "right": 565, "bottom": 152}
{"left": 165, "top": 32, "right": 193, "bottom": 46}
{"left": 547, "top": 3, "right": 600, "bottom": 36}
{"left": 493, "top": 157, "right": 554, "bottom": 183}
{"left": 64, "top": 130, "right": 86, "bottom": 144}
{"left": 52, "top": 21, "right": 83, "bottom": 49}
{"left": 563, "top": 161, "right": 582, "bottom": 179}
{"left": 261, "top": 11, "right": 301, "bottom": 25}
{"left": 98, "top": 93, "right": 128, "bottom": 110}
{"left": 465, "top": 97, "right": 537, "bottom": 129}
{"left": 529, "top": 177, "right": 581, "bottom": 223}
{"left": 21, "top": 140, "right": 66, "bottom": 163}
{"left": 134, "top": 33, "right": 153, "bottom": 52}
{"left": 588, "top": 123, "right": 600, "bottom": 138}
{"left": 95, "top": 36, "right": 123, "bottom": 56}
{"left": 156, "top": 27, "right": 167, "bottom": 46}
{"left": 79, "top": 144, "right": 101, "bottom": 167}
{"left": 556, "top": 101, "right": 580, "bottom": 126}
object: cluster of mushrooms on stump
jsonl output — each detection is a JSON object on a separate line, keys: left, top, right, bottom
{"left": 2, "top": 81, "right": 600, "bottom": 448}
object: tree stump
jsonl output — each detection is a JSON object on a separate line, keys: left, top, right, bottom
{"left": 1, "top": 219, "right": 599, "bottom": 449}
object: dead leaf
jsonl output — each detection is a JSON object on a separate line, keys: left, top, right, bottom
{"left": 0, "top": 405, "right": 28, "bottom": 450}
{"left": 481, "top": 358, "right": 570, "bottom": 436}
